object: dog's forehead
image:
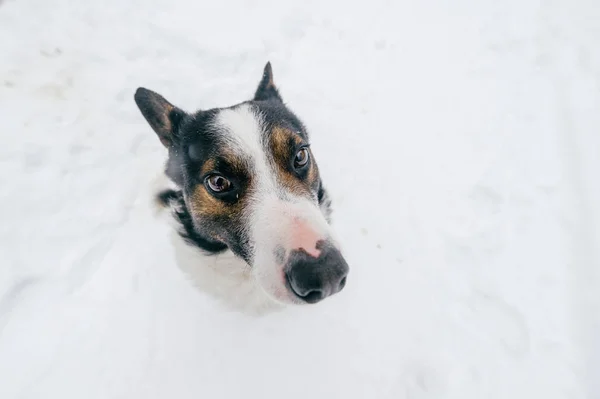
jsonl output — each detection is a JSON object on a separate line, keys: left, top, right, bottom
{"left": 187, "top": 102, "right": 307, "bottom": 160}
{"left": 212, "top": 103, "right": 266, "bottom": 158}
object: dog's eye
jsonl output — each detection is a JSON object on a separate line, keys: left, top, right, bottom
{"left": 294, "top": 148, "right": 310, "bottom": 168}
{"left": 205, "top": 174, "right": 232, "bottom": 193}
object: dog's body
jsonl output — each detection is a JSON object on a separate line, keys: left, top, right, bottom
{"left": 135, "top": 63, "right": 347, "bottom": 313}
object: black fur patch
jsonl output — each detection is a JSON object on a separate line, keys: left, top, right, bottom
{"left": 157, "top": 189, "right": 229, "bottom": 255}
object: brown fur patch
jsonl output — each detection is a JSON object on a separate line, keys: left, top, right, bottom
{"left": 188, "top": 184, "right": 240, "bottom": 221}
{"left": 271, "top": 126, "right": 301, "bottom": 156}
{"left": 269, "top": 126, "right": 318, "bottom": 197}
{"left": 200, "top": 158, "right": 217, "bottom": 175}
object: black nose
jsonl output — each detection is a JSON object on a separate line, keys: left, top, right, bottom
{"left": 285, "top": 244, "right": 349, "bottom": 304}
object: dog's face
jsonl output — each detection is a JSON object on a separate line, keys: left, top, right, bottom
{"left": 134, "top": 63, "right": 348, "bottom": 304}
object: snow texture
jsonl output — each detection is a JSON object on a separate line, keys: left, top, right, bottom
{"left": 1, "top": 0, "right": 599, "bottom": 397}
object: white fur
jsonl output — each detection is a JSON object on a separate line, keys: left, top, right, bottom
{"left": 170, "top": 226, "right": 283, "bottom": 315}
{"left": 213, "top": 104, "right": 278, "bottom": 195}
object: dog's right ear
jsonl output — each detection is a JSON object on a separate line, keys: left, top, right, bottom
{"left": 253, "top": 62, "right": 282, "bottom": 102}
{"left": 134, "top": 88, "right": 186, "bottom": 148}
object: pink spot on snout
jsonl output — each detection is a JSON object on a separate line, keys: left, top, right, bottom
{"left": 289, "top": 217, "right": 322, "bottom": 258}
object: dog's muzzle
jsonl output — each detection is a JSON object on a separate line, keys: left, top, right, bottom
{"left": 250, "top": 195, "right": 349, "bottom": 304}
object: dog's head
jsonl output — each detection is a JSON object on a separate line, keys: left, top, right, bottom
{"left": 134, "top": 63, "right": 348, "bottom": 305}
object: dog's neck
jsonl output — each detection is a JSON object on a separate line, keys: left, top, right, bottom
{"left": 155, "top": 187, "right": 282, "bottom": 315}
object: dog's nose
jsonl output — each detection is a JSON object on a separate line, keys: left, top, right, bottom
{"left": 286, "top": 244, "right": 349, "bottom": 304}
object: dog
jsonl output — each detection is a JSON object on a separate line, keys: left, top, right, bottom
{"left": 134, "top": 63, "right": 349, "bottom": 313}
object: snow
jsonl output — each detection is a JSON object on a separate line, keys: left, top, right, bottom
{"left": 1, "top": 0, "right": 599, "bottom": 397}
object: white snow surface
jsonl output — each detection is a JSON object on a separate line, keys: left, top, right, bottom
{"left": 1, "top": 0, "right": 599, "bottom": 397}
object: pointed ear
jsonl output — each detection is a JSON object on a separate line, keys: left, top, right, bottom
{"left": 134, "top": 87, "right": 186, "bottom": 148}
{"left": 253, "top": 62, "right": 282, "bottom": 102}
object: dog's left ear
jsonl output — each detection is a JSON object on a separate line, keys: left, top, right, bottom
{"left": 134, "top": 87, "right": 186, "bottom": 148}
{"left": 253, "top": 62, "right": 282, "bottom": 102}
